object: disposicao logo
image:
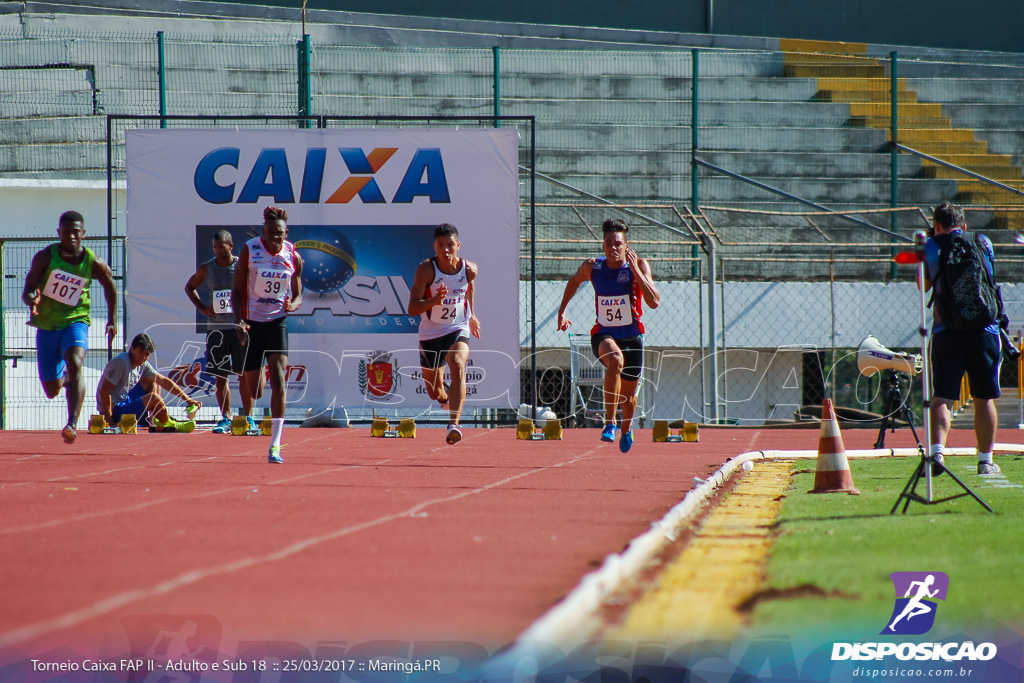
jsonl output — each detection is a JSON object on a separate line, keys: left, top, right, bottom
{"left": 883, "top": 571, "right": 948, "bottom": 635}
{"left": 831, "top": 571, "right": 998, "bottom": 662}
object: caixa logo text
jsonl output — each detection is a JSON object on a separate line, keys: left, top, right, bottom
{"left": 194, "top": 147, "right": 451, "bottom": 205}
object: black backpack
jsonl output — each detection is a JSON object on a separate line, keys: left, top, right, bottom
{"left": 930, "top": 232, "right": 1002, "bottom": 332}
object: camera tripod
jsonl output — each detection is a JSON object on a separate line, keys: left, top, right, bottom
{"left": 874, "top": 369, "right": 920, "bottom": 450}
{"left": 879, "top": 373, "right": 993, "bottom": 515}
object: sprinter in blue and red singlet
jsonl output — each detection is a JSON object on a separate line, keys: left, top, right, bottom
{"left": 557, "top": 219, "right": 660, "bottom": 453}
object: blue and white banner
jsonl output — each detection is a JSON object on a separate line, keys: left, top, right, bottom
{"left": 125, "top": 128, "right": 520, "bottom": 411}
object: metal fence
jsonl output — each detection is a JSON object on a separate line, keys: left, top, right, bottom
{"left": 6, "top": 27, "right": 1024, "bottom": 428}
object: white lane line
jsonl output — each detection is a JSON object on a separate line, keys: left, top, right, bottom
{"left": 0, "top": 459, "right": 395, "bottom": 536}
{"left": 0, "top": 448, "right": 602, "bottom": 648}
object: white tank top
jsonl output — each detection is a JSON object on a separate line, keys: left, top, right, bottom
{"left": 418, "top": 258, "right": 471, "bottom": 341}
{"left": 245, "top": 236, "right": 296, "bottom": 322}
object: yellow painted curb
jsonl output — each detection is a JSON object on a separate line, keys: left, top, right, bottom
{"left": 611, "top": 460, "right": 793, "bottom": 642}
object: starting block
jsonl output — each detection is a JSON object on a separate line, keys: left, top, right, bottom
{"left": 88, "top": 414, "right": 106, "bottom": 434}
{"left": 119, "top": 413, "right": 138, "bottom": 434}
{"left": 516, "top": 418, "right": 562, "bottom": 440}
{"left": 89, "top": 413, "right": 136, "bottom": 434}
{"left": 653, "top": 419, "right": 699, "bottom": 443}
{"left": 230, "top": 415, "right": 262, "bottom": 436}
{"left": 370, "top": 417, "right": 416, "bottom": 438}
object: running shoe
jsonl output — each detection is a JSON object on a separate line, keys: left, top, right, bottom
{"left": 446, "top": 424, "right": 463, "bottom": 445}
{"left": 156, "top": 417, "right": 195, "bottom": 433}
{"left": 61, "top": 424, "right": 77, "bottom": 444}
{"left": 978, "top": 461, "right": 1001, "bottom": 475}
{"left": 247, "top": 415, "right": 258, "bottom": 432}
{"left": 268, "top": 445, "right": 283, "bottom": 464}
{"left": 212, "top": 417, "right": 232, "bottom": 434}
{"left": 600, "top": 423, "right": 618, "bottom": 442}
{"left": 930, "top": 452, "right": 945, "bottom": 477}
{"left": 619, "top": 430, "right": 634, "bottom": 454}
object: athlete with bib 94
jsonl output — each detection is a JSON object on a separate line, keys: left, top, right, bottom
{"left": 556, "top": 219, "right": 660, "bottom": 453}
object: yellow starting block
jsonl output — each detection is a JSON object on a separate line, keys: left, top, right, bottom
{"left": 88, "top": 414, "right": 106, "bottom": 434}
{"left": 653, "top": 419, "right": 699, "bottom": 443}
{"left": 230, "top": 415, "right": 262, "bottom": 436}
{"left": 370, "top": 417, "right": 416, "bottom": 438}
{"left": 516, "top": 418, "right": 562, "bottom": 440}
{"left": 88, "top": 413, "right": 137, "bottom": 434}
{"left": 119, "top": 413, "right": 138, "bottom": 434}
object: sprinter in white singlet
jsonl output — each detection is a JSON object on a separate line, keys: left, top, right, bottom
{"left": 232, "top": 206, "right": 304, "bottom": 464}
{"left": 408, "top": 223, "right": 481, "bottom": 445}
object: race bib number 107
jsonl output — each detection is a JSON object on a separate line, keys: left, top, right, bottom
{"left": 43, "top": 269, "right": 86, "bottom": 306}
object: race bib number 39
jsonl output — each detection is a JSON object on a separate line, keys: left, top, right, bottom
{"left": 213, "top": 289, "right": 233, "bottom": 314}
{"left": 43, "top": 269, "right": 86, "bottom": 306}
{"left": 598, "top": 296, "right": 632, "bottom": 327}
{"left": 255, "top": 269, "right": 289, "bottom": 300}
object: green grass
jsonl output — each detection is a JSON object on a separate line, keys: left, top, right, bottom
{"left": 750, "top": 453, "right": 1024, "bottom": 641}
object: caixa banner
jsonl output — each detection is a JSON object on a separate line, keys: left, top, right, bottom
{"left": 125, "top": 128, "right": 520, "bottom": 411}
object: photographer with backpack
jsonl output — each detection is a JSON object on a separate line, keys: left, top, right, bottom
{"left": 921, "top": 202, "right": 1006, "bottom": 476}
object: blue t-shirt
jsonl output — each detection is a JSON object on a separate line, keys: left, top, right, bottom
{"left": 925, "top": 229, "right": 999, "bottom": 335}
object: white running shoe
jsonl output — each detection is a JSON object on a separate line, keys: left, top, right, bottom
{"left": 446, "top": 424, "right": 462, "bottom": 445}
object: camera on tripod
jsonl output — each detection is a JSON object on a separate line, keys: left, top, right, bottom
{"left": 856, "top": 335, "right": 922, "bottom": 378}
{"left": 856, "top": 336, "right": 923, "bottom": 450}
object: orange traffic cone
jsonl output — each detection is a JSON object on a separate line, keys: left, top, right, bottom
{"left": 809, "top": 399, "right": 860, "bottom": 495}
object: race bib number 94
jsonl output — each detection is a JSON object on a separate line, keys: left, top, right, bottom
{"left": 255, "top": 269, "right": 289, "bottom": 300}
{"left": 598, "top": 296, "right": 632, "bottom": 326}
{"left": 43, "top": 269, "right": 86, "bottom": 306}
{"left": 213, "top": 289, "right": 233, "bottom": 314}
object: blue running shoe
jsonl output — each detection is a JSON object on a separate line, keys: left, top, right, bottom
{"left": 248, "top": 416, "right": 258, "bottom": 433}
{"left": 600, "top": 423, "right": 618, "bottom": 442}
{"left": 212, "top": 417, "right": 232, "bottom": 434}
{"left": 268, "top": 445, "right": 283, "bottom": 464}
{"left": 619, "top": 430, "right": 634, "bottom": 454}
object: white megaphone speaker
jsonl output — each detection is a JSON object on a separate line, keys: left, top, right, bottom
{"left": 856, "top": 336, "right": 923, "bottom": 377}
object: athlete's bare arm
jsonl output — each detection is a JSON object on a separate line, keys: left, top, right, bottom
{"left": 465, "top": 260, "right": 481, "bottom": 338}
{"left": 407, "top": 259, "right": 446, "bottom": 317}
{"left": 556, "top": 258, "right": 596, "bottom": 331}
{"left": 184, "top": 263, "right": 215, "bottom": 318}
{"left": 231, "top": 245, "right": 250, "bottom": 342}
{"left": 625, "top": 250, "right": 660, "bottom": 309}
{"left": 286, "top": 253, "right": 304, "bottom": 312}
{"left": 21, "top": 248, "right": 52, "bottom": 314}
{"left": 91, "top": 256, "right": 119, "bottom": 345}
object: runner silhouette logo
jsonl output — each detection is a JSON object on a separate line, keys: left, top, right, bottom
{"left": 882, "top": 571, "right": 949, "bottom": 635}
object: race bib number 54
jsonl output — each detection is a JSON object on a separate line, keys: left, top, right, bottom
{"left": 43, "top": 269, "right": 86, "bottom": 306}
{"left": 598, "top": 296, "right": 632, "bottom": 326}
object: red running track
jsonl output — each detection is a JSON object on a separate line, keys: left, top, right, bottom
{"left": 0, "top": 425, "right": 925, "bottom": 665}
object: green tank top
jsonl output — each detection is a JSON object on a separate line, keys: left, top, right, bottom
{"left": 30, "top": 244, "right": 95, "bottom": 330}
